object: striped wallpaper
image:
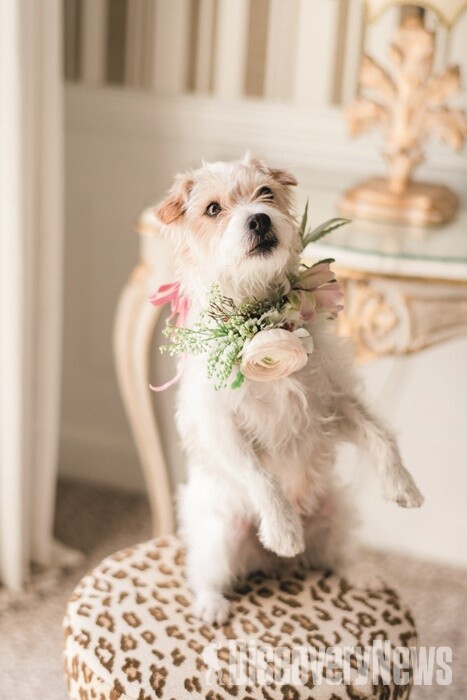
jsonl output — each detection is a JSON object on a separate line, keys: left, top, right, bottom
{"left": 63, "top": 0, "right": 467, "bottom": 107}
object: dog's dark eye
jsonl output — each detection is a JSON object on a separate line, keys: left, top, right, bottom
{"left": 257, "top": 186, "right": 273, "bottom": 199}
{"left": 205, "top": 202, "right": 221, "bottom": 217}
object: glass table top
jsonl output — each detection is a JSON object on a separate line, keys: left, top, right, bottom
{"left": 296, "top": 186, "right": 467, "bottom": 281}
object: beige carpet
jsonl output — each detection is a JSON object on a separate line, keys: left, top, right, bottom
{"left": 1, "top": 479, "right": 466, "bottom": 699}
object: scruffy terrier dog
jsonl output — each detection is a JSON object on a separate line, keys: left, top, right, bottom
{"left": 155, "top": 155, "right": 424, "bottom": 625}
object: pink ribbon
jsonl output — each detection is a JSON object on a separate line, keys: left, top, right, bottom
{"left": 148, "top": 282, "right": 190, "bottom": 392}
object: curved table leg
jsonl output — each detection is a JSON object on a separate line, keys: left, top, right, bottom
{"left": 113, "top": 264, "right": 175, "bottom": 536}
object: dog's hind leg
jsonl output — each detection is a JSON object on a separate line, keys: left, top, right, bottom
{"left": 302, "top": 486, "right": 357, "bottom": 572}
{"left": 302, "top": 486, "right": 385, "bottom": 591}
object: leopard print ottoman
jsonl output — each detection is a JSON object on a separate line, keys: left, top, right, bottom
{"left": 63, "top": 536, "right": 417, "bottom": 699}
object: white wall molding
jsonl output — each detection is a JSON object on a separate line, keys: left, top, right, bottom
{"left": 65, "top": 85, "right": 467, "bottom": 188}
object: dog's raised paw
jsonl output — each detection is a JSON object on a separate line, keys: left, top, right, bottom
{"left": 259, "top": 509, "right": 305, "bottom": 558}
{"left": 395, "top": 484, "right": 424, "bottom": 508}
{"left": 384, "top": 468, "right": 424, "bottom": 509}
{"left": 193, "top": 593, "right": 230, "bottom": 626}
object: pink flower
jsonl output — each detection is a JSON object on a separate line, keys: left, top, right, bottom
{"left": 289, "top": 260, "right": 343, "bottom": 321}
{"left": 313, "top": 282, "right": 344, "bottom": 318}
{"left": 287, "top": 290, "right": 317, "bottom": 322}
{"left": 296, "top": 261, "right": 336, "bottom": 290}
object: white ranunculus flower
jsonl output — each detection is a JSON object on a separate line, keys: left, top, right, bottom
{"left": 292, "top": 327, "right": 314, "bottom": 354}
{"left": 240, "top": 328, "right": 312, "bottom": 382}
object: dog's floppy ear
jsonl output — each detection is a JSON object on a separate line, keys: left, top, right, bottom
{"left": 268, "top": 167, "right": 297, "bottom": 187}
{"left": 154, "top": 173, "right": 193, "bottom": 225}
{"left": 243, "top": 153, "right": 297, "bottom": 187}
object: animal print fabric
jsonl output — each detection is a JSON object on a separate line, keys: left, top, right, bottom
{"left": 63, "top": 536, "right": 416, "bottom": 699}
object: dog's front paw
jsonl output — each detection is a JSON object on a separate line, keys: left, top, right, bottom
{"left": 384, "top": 467, "right": 424, "bottom": 508}
{"left": 259, "top": 507, "right": 305, "bottom": 558}
{"left": 193, "top": 593, "right": 230, "bottom": 626}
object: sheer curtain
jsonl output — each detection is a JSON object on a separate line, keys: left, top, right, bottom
{"left": 0, "top": 0, "right": 68, "bottom": 590}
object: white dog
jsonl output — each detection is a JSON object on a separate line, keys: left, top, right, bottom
{"left": 155, "top": 155, "right": 424, "bottom": 625}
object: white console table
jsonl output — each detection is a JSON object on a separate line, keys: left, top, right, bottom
{"left": 114, "top": 187, "right": 467, "bottom": 536}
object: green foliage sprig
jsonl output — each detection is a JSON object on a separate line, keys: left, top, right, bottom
{"left": 299, "top": 199, "right": 350, "bottom": 248}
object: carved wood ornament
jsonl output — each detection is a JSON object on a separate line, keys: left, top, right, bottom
{"left": 341, "top": 13, "right": 467, "bottom": 227}
{"left": 338, "top": 272, "right": 467, "bottom": 361}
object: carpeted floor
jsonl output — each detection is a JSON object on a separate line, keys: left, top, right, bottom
{"left": 1, "top": 479, "right": 466, "bottom": 699}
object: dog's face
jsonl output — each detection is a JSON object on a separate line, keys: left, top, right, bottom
{"left": 155, "top": 156, "right": 298, "bottom": 299}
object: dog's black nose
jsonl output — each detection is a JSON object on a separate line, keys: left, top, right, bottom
{"left": 247, "top": 213, "right": 271, "bottom": 237}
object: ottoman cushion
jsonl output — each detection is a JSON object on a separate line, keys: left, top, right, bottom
{"left": 64, "top": 536, "right": 417, "bottom": 699}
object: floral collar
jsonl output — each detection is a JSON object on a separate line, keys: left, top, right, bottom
{"left": 149, "top": 205, "right": 348, "bottom": 391}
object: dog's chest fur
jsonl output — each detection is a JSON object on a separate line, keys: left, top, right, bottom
{"left": 229, "top": 370, "right": 335, "bottom": 514}
{"left": 232, "top": 376, "right": 310, "bottom": 450}
{"left": 229, "top": 335, "right": 335, "bottom": 454}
